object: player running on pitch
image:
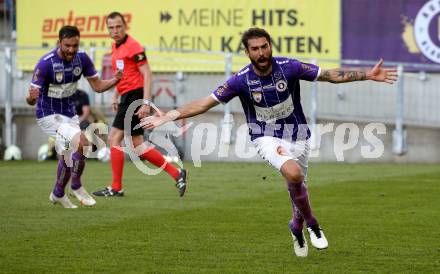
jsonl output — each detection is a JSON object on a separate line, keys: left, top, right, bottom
{"left": 139, "top": 28, "right": 397, "bottom": 256}
{"left": 26, "top": 25, "right": 122, "bottom": 208}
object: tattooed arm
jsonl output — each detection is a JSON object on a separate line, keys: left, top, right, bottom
{"left": 318, "top": 59, "right": 398, "bottom": 84}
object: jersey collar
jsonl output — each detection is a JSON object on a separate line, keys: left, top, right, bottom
{"left": 115, "top": 35, "right": 129, "bottom": 48}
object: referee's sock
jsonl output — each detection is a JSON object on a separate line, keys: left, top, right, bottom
{"left": 140, "top": 148, "right": 180, "bottom": 180}
{"left": 111, "top": 146, "right": 125, "bottom": 191}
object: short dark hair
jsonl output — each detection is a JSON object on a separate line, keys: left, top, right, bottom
{"left": 107, "top": 11, "right": 127, "bottom": 25}
{"left": 241, "top": 27, "right": 271, "bottom": 49}
{"left": 59, "top": 25, "right": 80, "bottom": 41}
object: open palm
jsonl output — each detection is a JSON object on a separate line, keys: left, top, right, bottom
{"left": 369, "top": 59, "right": 398, "bottom": 84}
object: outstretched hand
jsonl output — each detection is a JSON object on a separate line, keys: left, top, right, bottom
{"left": 135, "top": 104, "right": 151, "bottom": 119}
{"left": 137, "top": 109, "right": 180, "bottom": 130}
{"left": 139, "top": 115, "right": 170, "bottom": 130}
{"left": 368, "top": 59, "right": 398, "bottom": 84}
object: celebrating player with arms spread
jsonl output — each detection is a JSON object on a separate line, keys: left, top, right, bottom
{"left": 26, "top": 25, "right": 122, "bottom": 208}
{"left": 140, "top": 28, "right": 397, "bottom": 256}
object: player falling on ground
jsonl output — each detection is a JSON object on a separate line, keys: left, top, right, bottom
{"left": 26, "top": 25, "right": 122, "bottom": 208}
{"left": 139, "top": 28, "right": 397, "bottom": 256}
{"left": 92, "top": 12, "right": 187, "bottom": 198}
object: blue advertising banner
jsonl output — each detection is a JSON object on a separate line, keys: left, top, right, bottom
{"left": 343, "top": 0, "right": 440, "bottom": 65}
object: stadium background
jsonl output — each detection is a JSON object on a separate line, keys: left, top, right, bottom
{"left": 0, "top": 0, "right": 439, "bottom": 162}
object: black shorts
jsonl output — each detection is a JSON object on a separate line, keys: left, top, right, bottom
{"left": 112, "top": 88, "right": 144, "bottom": 136}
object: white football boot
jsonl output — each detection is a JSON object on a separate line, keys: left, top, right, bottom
{"left": 307, "top": 225, "right": 328, "bottom": 250}
{"left": 290, "top": 230, "right": 308, "bottom": 257}
{"left": 71, "top": 186, "right": 96, "bottom": 206}
{"left": 49, "top": 192, "right": 78, "bottom": 209}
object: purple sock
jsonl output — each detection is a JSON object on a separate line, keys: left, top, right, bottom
{"left": 289, "top": 207, "right": 305, "bottom": 235}
{"left": 287, "top": 182, "right": 318, "bottom": 227}
{"left": 53, "top": 158, "right": 71, "bottom": 197}
{"left": 71, "top": 151, "right": 86, "bottom": 190}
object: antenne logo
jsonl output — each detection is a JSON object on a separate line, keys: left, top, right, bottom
{"left": 41, "top": 11, "right": 132, "bottom": 39}
{"left": 414, "top": 0, "right": 440, "bottom": 63}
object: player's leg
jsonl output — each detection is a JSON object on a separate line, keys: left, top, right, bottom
{"left": 49, "top": 154, "right": 76, "bottom": 207}
{"left": 37, "top": 114, "right": 77, "bottom": 208}
{"left": 132, "top": 135, "right": 187, "bottom": 197}
{"left": 253, "top": 137, "right": 312, "bottom": 224}
{"left": 55, "top": 116, "right": 96, "bottom": 206}
{"left": 288, "top": 206, "right": 308, "bottom": 257}
{"left": 253, "top": 136, "right": 308, "bottom": 255}
{"left": 287, "top": 140, "right": 328, "bottom": 250}
{"left": 69, "top": 131, "right": 96, "bottom": 206}
{"left": 281, "top": 160, "right": 318, "bottom": 228}
{"left": 92, "top": 127, "right": 125, "bottom": 197}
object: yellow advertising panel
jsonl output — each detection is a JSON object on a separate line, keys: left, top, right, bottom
{"left": 17, "top": 0, "right": 340, "bottom": 72}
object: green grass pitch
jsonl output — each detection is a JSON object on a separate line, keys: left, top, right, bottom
{"left": 0, "top": 161, "right": 439, "bottom": 273}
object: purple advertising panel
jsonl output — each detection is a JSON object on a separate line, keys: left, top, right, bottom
{"left": 343, "top": 0, "right": 440, "bottom": 66}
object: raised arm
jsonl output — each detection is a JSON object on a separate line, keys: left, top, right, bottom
{"left": 318, "top": 59, "right": 397, "bottom": 84}
{"left": 140, "top": 95, "right": 219, "bottom": 130}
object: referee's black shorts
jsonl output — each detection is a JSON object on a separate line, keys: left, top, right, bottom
{"left": 112, "top": 88, "right": 144, "bottom": 136}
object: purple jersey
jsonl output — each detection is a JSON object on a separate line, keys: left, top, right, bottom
{"left": 212, "top": 57, "right": 320, "bottom": 141}
{"left": 31, "top": 48, "right": 98, "bottom": 119}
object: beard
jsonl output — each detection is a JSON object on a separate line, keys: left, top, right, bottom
{"left": 59, "top": 48, "right": 75, "bottom": 61}
{"left": 250, "top": 53, "right": 272, "bottom": 75}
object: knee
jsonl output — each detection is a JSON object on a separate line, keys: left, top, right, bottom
{"left": 79, "top": 134, "right": 89, "bottom": 147}
{"left": 281, "top": 162, "right": 304, "bottom": 183}
{"left": 75, "top": 134, "right": 89, "bottom": 152}
{"left": 108, "top": 134, "right": 120, "bottom": 147}
{"left": 286, "top": 170, "right": 304, "bottom": 184}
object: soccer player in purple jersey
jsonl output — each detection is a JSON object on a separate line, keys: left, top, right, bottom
{"left": 139, "top": 28, "right": 397, "bottom": 256}
{"left": 26, "top": 25, "right": 122, "bottom": 208}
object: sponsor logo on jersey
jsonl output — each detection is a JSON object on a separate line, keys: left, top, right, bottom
{"left": 53, "top": 63, "right": 63, "bottom": 71}
{"left": 247, "top": 79, "right": 261, "bottom": 85}
{"left": 274, "top": 72, "right": 283, "bottom": 80}
{"left": 216, "top": 83, "right": 228, "bottom": 96}
{"left": 48, "top": 82, "right": 78, "bottom": 98}
{"left": 254, "top": 94, "right": 294, "bottom": 122}
{"left": 262, "top": 84, "right": 274, "bottom": 90}
{"left": 275, "top": 80, "right": 288, "bottom": 92}
{"left": 301, "top": 63, "right": 314, "bottom": 71}
{"left": 33, "top": 69, "right": 40, "bottom": 81}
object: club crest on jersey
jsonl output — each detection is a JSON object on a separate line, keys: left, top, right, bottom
{"left": 276, "top": 80, "right": 287, "bottom": 92}
{"left": 55, "top": 72, "right": 63, "bottom": 83}
{"left": 73, "top": 66, "right": 82, "bottom": 76}
{"left": 252, "top": 91, "right": 262, "bottom": 103}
